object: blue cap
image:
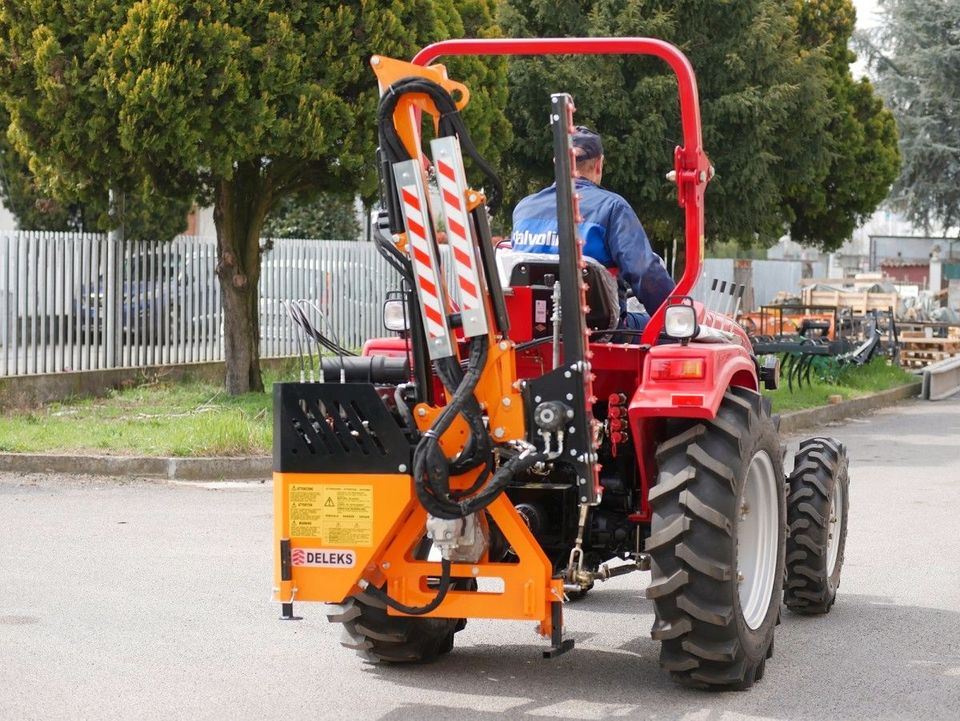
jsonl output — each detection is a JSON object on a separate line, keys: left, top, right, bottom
{"left": 572, "top": 125, "right": 603, "bottom": 161}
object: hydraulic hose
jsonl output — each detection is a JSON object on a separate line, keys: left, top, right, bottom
{"left": 361, "top": 558, "right": 453, "bottom": 615}
{"left": 377, "top": 76, "right": 503, "bottom": 216}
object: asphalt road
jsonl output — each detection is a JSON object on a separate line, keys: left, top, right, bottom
{"left": 2, "top": 397, "right": 959, "bottom": 720}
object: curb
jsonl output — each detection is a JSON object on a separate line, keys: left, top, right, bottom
{"left": 0, "top": 383, "right": 922, "bottom": 481}
{"left": 0, "top": 453, "right": 271, "bottom": 481}
{"left": 777, "top": 381, "right": 922, "bottom": 435}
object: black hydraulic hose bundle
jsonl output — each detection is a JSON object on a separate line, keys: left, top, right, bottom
{"left": 412, "top": 335, "right": 546, "bottom": 521}
{"left": 377, "top": 76, "right": 503, "bottom": 216}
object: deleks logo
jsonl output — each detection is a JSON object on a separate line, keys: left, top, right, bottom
{"left": 290, "top": 548, "right": 356, "bottom": 568}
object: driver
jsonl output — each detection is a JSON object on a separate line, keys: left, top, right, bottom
{"left": 510, "top": 126, "right": 675, "bottom": 332}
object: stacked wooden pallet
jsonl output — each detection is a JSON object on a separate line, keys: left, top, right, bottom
{"left": 899, "top": 330, "right": 960, "bottom": 368}
{"left": 801, "top": 287, "right": 898, "bottom": 314}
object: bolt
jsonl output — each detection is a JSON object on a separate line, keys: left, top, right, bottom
{"left": 382, "top": 562, "right": 391, "bottom": 569}
{"left": 371, "top": 56, "right": 381, "bottom": 65}
{"left": 580, "top": 496, "right": 588, "bottom": 503}
{"left": 469, "top": 193, "right": 478, "bottom": 203}
{"left": 534, "top": 395, "right": 542, "bottom": 403}
{"left": 471, "top": 566, "right": 480, "bottom": 576}
{"left": 417, "top": 407, "right": 427, "bottom": 417}
{"left": 398, "top": 464, "right": 408, "bottom": 473}
{"left": 570, "top": 449, "right": 577, "bottom": 456}
{"left": 566, "top": 393, "right": 574, "bottom": 401}
{"left": 578, "top": 478, "right": 586, "bottom": 485}
{"left": 564, "top": 371, "right": 572, "bottom": 379}
{"left": 568, "top": 426, "right": 576, "bottom": 434}
{"left": 566, "top": 410, "right": 575, "bottom": 419}
{"left": 502, "top": 397, "right": 512, "bottom": 407}
{"left": 494, "top": 427, "right": 505, "bottom": 438}
{"left": 499, "top": 340, "right": 509, "bottom": 351}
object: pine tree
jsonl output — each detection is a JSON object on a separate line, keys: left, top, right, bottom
{"left": 784, "top": 0, "right": 900, "bottom": 250}
{"left": 863, "top": 0, "right": 960, "bottom": 231}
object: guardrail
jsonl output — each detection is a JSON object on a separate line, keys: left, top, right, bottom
{"left": 920, "top": 356, "right": 960, "bottom": 401}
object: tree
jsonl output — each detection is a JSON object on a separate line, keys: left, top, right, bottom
{"left": 862, "top": 0, "right": 960, "bottom": 232}
{"left": 1, "top": 109, "right": 191, "bottom": 239}
{"left": 500, "top": 0, "right": 832, "bottom": 254}
{"left": 262, "top": 192, "right": 360, "bottom": 240}
{"left": 0, "top": 1, "right": 509, "bottom": 393}
{"left": 783, "top": 0, "right": 900, "bottom": 250}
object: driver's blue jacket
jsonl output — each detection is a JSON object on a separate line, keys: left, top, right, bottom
{"left": 510, "top": 179, "right": 674, "bottom": 319}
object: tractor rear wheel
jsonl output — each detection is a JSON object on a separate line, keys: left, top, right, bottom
{"left": 647, "top": 387, "right": 786, "bottom": 689}
{"left": 784, "top": 437, "right": 849, "bottom": 614}
{"left": 327, "top": 583, "right": 470, "bottom": 664}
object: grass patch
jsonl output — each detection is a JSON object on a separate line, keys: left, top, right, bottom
{"left": 0, "top": 356, "right": 917, "bottom": 457}
{"left": 0, "top": 363, "right": 300, "bottom": 457}
{"left": 763, "top": 357, "right": 917, "bottom": 413}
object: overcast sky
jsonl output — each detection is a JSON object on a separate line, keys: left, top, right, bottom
{"left": 854, "top": 0, "right": 882, "bottom": 29}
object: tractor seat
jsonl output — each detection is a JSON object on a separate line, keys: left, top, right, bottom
{"left": 496, "top": 250, "right": 620, "bottom": 335}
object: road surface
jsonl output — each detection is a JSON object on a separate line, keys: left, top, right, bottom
{"left": 2, "top": 397, "right": 959, "bottom": 720}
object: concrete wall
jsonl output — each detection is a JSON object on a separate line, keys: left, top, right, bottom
{"left": 0, "top": 356, "right": 295, "bottom": 409}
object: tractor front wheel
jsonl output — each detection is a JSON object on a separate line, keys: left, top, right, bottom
{"left": 784, "top": 437, "right": 849, "bottom": 614}
{"left": 647, "top": 388, "right": 786, "bottom": 689}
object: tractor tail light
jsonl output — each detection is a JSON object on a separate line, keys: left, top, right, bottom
{"left": 650, "top": 358, "right": 705, "bottom": 381}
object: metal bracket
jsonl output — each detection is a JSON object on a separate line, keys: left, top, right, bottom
{"left": 543, "top": 599, "right": 574, "bottom": 658}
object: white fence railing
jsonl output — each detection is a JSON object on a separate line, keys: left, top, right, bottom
{"left": 1, "top": 232, "right": 401, "bottom": 377}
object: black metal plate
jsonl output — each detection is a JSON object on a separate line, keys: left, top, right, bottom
{"left": 273, "top": 382, "right": 411, "bottom": 474}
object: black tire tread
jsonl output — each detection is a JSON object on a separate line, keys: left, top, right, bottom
{"left": 327, "top": 587, "right": 466, "bottom": 664}
{"left": 647, "top": 387, "right": 785, "bottom": 689}
{"left": 784, "top": 437, "right": 849, "bottom": 614}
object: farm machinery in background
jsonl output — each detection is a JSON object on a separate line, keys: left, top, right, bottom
{"left": 270, "top": 38, "right": 850, "bottom": 690}
{"left": 737, "top": 297, "right": 898, "bottom": 390}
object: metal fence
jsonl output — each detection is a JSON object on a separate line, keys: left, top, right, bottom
{"left": 1, "top": 230, "right": 825, "bottom": 379}
{"left": 689, "top": 258, "right": 827, "bottom": 311}
{"left": 1, "top": 231, "right": 400, "bottom": 377}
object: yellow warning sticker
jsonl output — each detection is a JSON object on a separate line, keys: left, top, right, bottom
{"left": 289, "top": 484, "right": 373, "bottom": 547}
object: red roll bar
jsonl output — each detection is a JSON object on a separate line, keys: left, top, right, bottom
{"left": 412, "top": 38, "right": 711, "bottom": 346}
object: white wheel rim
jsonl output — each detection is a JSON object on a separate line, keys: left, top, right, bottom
{"left": 736, "top": 451, "right": 779, "bottom": 630}
{"left": 827, "top": 478, "right": 843, "bottom": 576}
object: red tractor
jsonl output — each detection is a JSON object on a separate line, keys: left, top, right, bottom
{"left": 272, "top": 37, "right": 850, "bottom": 689}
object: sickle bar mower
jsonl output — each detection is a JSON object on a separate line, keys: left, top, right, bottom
{"left": 272, "top": 38, "right": 851, "bottom": 689}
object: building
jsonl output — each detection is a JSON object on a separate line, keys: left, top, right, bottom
{"left": 0, "top": 198, "right": 17, "bottom": 230}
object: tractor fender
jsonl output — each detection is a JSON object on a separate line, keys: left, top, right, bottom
{"left": 627, "top": 342, "right": 758, "bottom": 421}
